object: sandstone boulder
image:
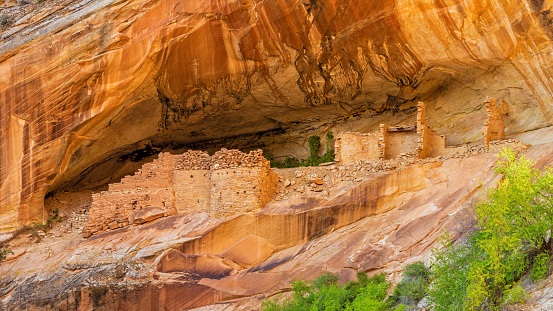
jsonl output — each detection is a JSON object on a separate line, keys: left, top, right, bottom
{"left": 220, "top": 235, "right": 276, "bottom": 267}
{"left": 156, "top": 249, "right": 235, "bottom": 279}
{"left": 128, "top": 207, "right": 166, "bottom": 225}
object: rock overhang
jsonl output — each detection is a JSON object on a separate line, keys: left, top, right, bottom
{"left": 2, "top": 0, "right": 553, "bottom": 231}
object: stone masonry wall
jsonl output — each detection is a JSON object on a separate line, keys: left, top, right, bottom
{"left": 174, "top": 149, "right": 277, "bottom": 217}
{"left": 335, "top": 132, "right": 380, "bottom": 164}
{"left": 417, "top": 102, "right": 446, "bottom": 158}
{"left": 336, "top": 102, "right": 450, "bottom": 162}
{"left": 174, "top": 170, "right": 211, "bottom": 214}
{"left": 84, "top": 149, "right": 277, "bottom": 237}
{"left": 385, "top": 131, "right": 418, "bottom": 158}
{"left": 210, "top": 166, "right": 278, "bottom": 217}
{"left": 83, "top": 152, "right": 179, "bottom": 237}
{"left": 483, "top": 97, "right": 506, "bottom": 147}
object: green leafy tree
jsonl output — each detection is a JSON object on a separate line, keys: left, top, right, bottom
{"left": 429, "top": 148, "right": 553, "bottom": 310}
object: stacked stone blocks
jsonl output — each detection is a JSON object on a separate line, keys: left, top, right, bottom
{"left": 482, "top": 97, "right": 507, "bottom": 147}
{"left": 83, "top": 149, "right": 277, "bottom": 237}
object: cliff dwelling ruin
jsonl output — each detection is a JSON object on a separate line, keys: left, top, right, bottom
{"left": 83, "top": 98, "right": 508, "bottom": 238}
{"left": 83, "top": 149, "right": 277, "bottom": 237}
{"left": 335, "top": 99, "right": 508, "bottom": 164}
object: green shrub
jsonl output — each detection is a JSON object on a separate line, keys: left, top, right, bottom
{"left": 502, "top": 284, "right": 529, "bottom": 306}
{"left": 389, "top": 261, "right": 430, "bottom": 307}
{"left": 0, "top": 13, "right": 11, "bottom": 28}
{"left": 531, "top": 252, "right": 550, "bottom": 281}
{"left": 429, "top": 148, "right": 553, "bottom": 310}
{"left": 0, "top": 249, "right": 14, "bottom": 263}
{"left": 48, "top": 208, "right": 63, "bottom": 224}
{"left": 264, "top": 132, "right": 335, "bottom": 168}
{"left": 262, "top": 271, "right": 391, "bottom": 311}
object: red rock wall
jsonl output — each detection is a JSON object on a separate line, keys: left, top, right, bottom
{"left": 3, "top": 0, "right": 553, "bottom": 232}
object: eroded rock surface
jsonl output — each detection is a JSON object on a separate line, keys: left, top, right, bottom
{"left": 3, "top": 0, "right": 553, "bottom": 230}
{"left": 1, "top": 134, "right": 550, "bottom": 310}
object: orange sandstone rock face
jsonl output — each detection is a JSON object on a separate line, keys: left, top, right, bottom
{"left": 0, "top": 139, "right": 546, "bottom": 310}
{"left": 2, "top": 0, "right": 553, "bottom": 231}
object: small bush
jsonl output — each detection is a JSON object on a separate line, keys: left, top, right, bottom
{"left": 389, "top": 261, "right": 430, "bottom": 307}
{"left": 0, "top": 13, "right": 11, "bottom": 28}
{"left": 264, "top": 132, "right": 335, "bottom": 168}
{"left": 531, "top": 252, "right": 550, "bottom": 281}
{"left": 0, "top": 249, "right": 14, "bottom": 263}
{"left": 502, "top": 284, "right": 529, "bottom": 306}
{"left": 48, "top": 208, "right": 63, "bottom": 224}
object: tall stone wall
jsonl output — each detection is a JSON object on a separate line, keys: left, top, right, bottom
{"left": 210, "top": 167, "right": 278, "bottom": 217}
{"left": 83, "top": 152, "right": 179, "bottom": 237}
{"left": 174, "top": 170, "right": 211, "bottom": 214}
{"left": 417, "top": 102, "right": 446, "bottom": 158}
{"left": 483, "top": 97, "right": 507, "bottom": 147}
{"left": 173, "top": 150, "right": 212, "bottom": 214}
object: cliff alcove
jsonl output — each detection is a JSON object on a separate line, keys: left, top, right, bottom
{"left": 2, "top": 0, "right": 553, "bottom": 231}
{"left": 2, "top": 0, "right": 553, "bottom": 309}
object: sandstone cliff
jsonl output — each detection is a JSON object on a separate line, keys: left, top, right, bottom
{"left": 2, "top": 0, "right": 553, "bottom": 230}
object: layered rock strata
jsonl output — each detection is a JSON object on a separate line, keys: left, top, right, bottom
{"left": 3, "top": 0, "right": 553, "bottom": 231}
{"left": 0, "top": 132, "right": 547, "bottom": 310}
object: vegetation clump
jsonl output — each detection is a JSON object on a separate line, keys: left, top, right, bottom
{"left": 0, "top": 13, "right": 11, "bottom": 28}
{"left": 20, "top": 208, "right": 63, "bottom": 242}
{"left": 265, "top": 132, "right": 335, "bottom": 168}
{"left": 429, "top": 148, "right": 553, "bottom": 310}
{"left": 0, "top": 249, "right": 14, "bottom": 264}
{"left": 262, "top": 271, "right": 392, "bottom": 311}
{"left": 388, "top": 261, "right": 430, "bottom": 307}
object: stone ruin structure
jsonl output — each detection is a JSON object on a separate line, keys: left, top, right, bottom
{"left": 335, "top": 102, "right": 446, "bottom": 163}
{"left": 83, "top": 149, "right": 277, "bottom": 237}
{"left": 335, "top": 99, "right": 507, "bottom": 164}
{"left": 482, "top": 96, "right": 507, "bottom": 147}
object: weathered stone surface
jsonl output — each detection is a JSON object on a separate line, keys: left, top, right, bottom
{"left": 2, "top": 0, "right": 553, "bottom": 231}
{"left": 156, "top": 249, "right": 236, "bottom": 279}
{"left": 0, "top": 135, "right": 552, "bottom": 310}
{"left": 220, "top": 234, "right": 276, "bottom": 267}
{"left": 129, "top": 206, "right": 166, "bottom": 225}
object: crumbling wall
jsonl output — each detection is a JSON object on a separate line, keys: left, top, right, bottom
{"left": 83, "top": 152, "right": 178, "bottom": 237}
{"left": 84, "top": 149, "right": 277, "bottom": 237}
{"left": 335, "top": 132, "right": 380, "bottom": 164}
{"left": 482, "top": 97, "right": 506, "bottom": 147}
{"left": 417, "top": 102, "right": 446, "bottom": 158}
